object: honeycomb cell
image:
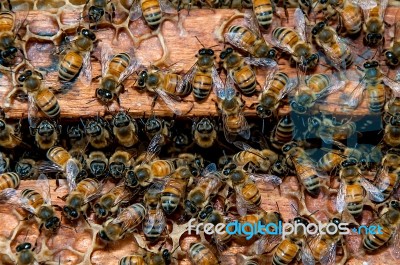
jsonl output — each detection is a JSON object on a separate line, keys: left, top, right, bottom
{"left": 27, "top": 14, "right": 59, "bottom": 36}
{"left": 36, "top": 0, "right": 66, "bottom": 10}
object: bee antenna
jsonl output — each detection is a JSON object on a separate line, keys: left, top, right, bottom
{"left": 308, "top": 209, "right": 319, "bottom": 217}
{"left": 195, "top": 36, "right": 205, "bottom": 48}
{"left": 290, "top": 203, "right": 299, "bottom": 215}
{"left": 275, "top": 202, "right": 280, "bottom": 213}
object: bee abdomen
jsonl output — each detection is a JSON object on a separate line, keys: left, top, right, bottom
{"left": 108, "top": 53, "right": 130, "bottom": 78}
{"left": 59, "top": 51, "right": 83, "bottom": 81}
{"left": 35, "top": 89, "right": 60, "bottom": 118}
{"left": 253, "top": 0, "right": 273, "bottom": 29}
{"left": 0, "top": 172, "right": 20, "bottom": 190}
{"left": 192, "top": 72, "right": 212, "bottom": 100}
{"left": 141, "top": 0, "right": 162, "bottom": 28}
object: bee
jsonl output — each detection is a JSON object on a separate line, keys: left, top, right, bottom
{"left": 175, "top": 153, "right": 204, "bottom": 175}
{"left": 306, "top": 115, "right": 356, "bottom": 144}
{"left": 373, "top": 148, "right": 400, "bottom": 201}
{"left": 96, "top": 43, "right": 138, "bottom": 104}
{"left": 144, "top": 115, "right": 172, "bottom": 146}
{"left": 271, "top": 8, "right": 319, "bottom": 70}
{"left": 119, "top": 255, "right": 145, "bottom": 265}
{"left": 58, "top": 28, "right": 96, "bottom": 84}
{"left": 270, "top": 115, "right": 295, "bottom": 151}
{"left": 0, "top": 108, "right": 22, "bottom": 149}
{"left": 83, "top": 0, "right": 116, "bottom": 24}
{"left": 119, "top": 249, "right": 173, "bottom": 265}
{"left": 66, "top": 124, "right": 87, "bottom": 149}
{"left": 0, "top": 151, "right": 9, "bottom": 173}
{"left": 192, "top": 117, "right": 218, "bottom": 148}
{"left": 17, "top": 174, "right": 61, "bottom": 233}
{"left": 179, "top": 44, "right": 223, "bottom": 101}
{"left": 335, "top": 0, "right": 363, "bottom": 36}
{"left": 363, "top": 200, "right": 400, "bottom": 255}
{"left": 361, "top": 0, "right": 387, "bottom": 47}
{"left": 94, "top": 184, "right": 132, "bottom": 218}
{"left": 143, "top": 183, "right": 166, "bottom": 241}
{"left": 129, "top": 0, "right": 177, "bottom": 29}
{"left": 188, "top": 242, "right": 219, "bottom": 265}
{"left": 184, "top": 163, "right": 223, "bottom": 216}
{"left": 255, "top": 71, "right": 296, "bottom": 119}
{"left": 311, "top": 20, "right": 353, "bottom": 70}
{"left": 109, "top": 150, "right": 134, "bottom": 179}
{"left": 161, "top": 169, "right": 191, "bottom": 214}
{"left": 83, "top": 116, "right": 113, "bottom": 149}
{"left": 291, "top": 73, "right": 345, "bottom": 114}
{"left": 17, "top": 70, "right": 60, "bottom": 120}
{"left": 30, "top": 120, "right": 61, "bottom": 150}
{"left": 219, "top": 47, "right": 277, "bottom": 96}
{"left": 112, "top": 110, "right": 140, "bottom": 148}
{"left": 251, "top": 0, "right": 281, "bottom": 30}
{"left": 14, "top": 156, "right": 38, "bottom": 180}
{"left": 224, "top": 25, "right": 277, "bottom": 59}
{"left": 336, "top": 158, "right": 385, "bottom": 217}
{"left": 215, "top": 82, "right": 250, "bottom": 143}
{"left": 0, "top": 172, "right": 20, "bottom": 192}
{"left": 282, "top": 141, "right": 325, "bottom": 197}
{"left": 383, "top": 113, "right": 400, "bottom": 148}
{"left": 136, "top": 66, "right": 189, "bottom": 116}
{"left": 87, "top": 151, "right": 109, "bottom": 178}
{"left": 232, "top": 141, "right": 278, "bottom": 173}
{"left": 384, "top": 21, "right": 400, "bottom": 67}
{"left": 384, "top": 97, "right": 400, "bottom": 124}
{"left": 15, "top": 242, "right": 37, "bottom": 265}
{"left": 98, "top": 203, "right": 146, "bottom": 242}
{"left": 63, "top": 177, "right": 101, "bottom": 220}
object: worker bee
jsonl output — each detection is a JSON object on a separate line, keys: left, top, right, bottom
{"left": 112, "top": 110, "right": 140, "bottom": 148}
{"left": 0, "top": 172, "right": 20, "bottom": 193}
{"left": 270, "top": 115, "right": 295, "bottom": 151}
{"left": 215, "top": 81, "right": 250, "bottom": 143}
{"left": 192, "top": 117, "right": 218, "bottom": 149}
{"left": 83, "top": 116, "right": 113, "bottom": 149}
{"left": 384, "top": 97, "right": 400, "bottom": 124}
{"left": 119, "top": 248, "right": 173, "bottom": 265}
{"left": 58, "top": 28, "right": 96, "bottom": 84}
{"left": 136, "top": 66, "right": 192, "bottom": 116}
{"left": 184, "top": 163, "right": 223, "bottom": 216}
{"left": 306, "top": 115, "right": 356, "bottom": 144}
{"left": 188, "top": 242, "right": 219, "bottom": 265}
{"left": 143, "top": 183, "right": 166, "bottom": 241}
{"left": 282, "top": 141, "right": 325, "bottom": 196}
{"left": 336, "top": 157, "right": 385, "bottom": 217}
{"left": 255, "top": 71, "right": 296, "bottom": 119}
{"left": 311, "top": 20, "right": 353, "bottom": 70}
{"left": 224, "top": 25, "right": 277, "bottom": 59}
{"left": 129, "top": 0, "right": 177, "bottom": 29}
{"left": 0, "top": 108, "right": 23, "bottom": 149}
{"left": 94, "top": 184, "right": 132, "bottom": 219}
{"left": 363, "top": 200, "right": 400, "bottom": 257}
{"left": 384, "top": 21, "right": 400, "bottom": 67}
{"left": 271, "top": 8, "right": 319, "bottom": 70}
{"left": 179, "top": 43, "right": 223, "bottom": 101}
{"left": 96, "top": 43, "right": 138, "bottom": 105}
{"left": 383, "top": 113, "right": 400, "bottom": 148}
{"left": 83, "top": 0, "right": 116, "bottom": 24}
{"left": 109, "top": 150, "right": 134, "bottom": 179}
{"left": 144, "top": 115, "right": 172, "bottom": 146}
{"left": 119, "top": 255, "right": 145, "bottom": 265}
{"left": 98, "top": 203, "right": 146, "bottom": 242}
{"left": 291, "top": 73, "right": 345, "bottom": 114}
{"left": 219, "top": 47, "right": 277, "bottom": 96}
{"left": 30, "top": 120, "right": 61, "bottom": 150}
{"left": 232, "top": 141, "right": 278, "bottom": 173}
{"left": 87, "top": 151, "right": 109, "bottom": 178}
{"left": 66, "top": 124, "right": 87, "bottom": 149}
{"left": 361, "top": 0, "right": 387, "bottom": 47}
{"left": 15, "top": 242, "right": 37, "bottom": 265}
{"left": 17, "top": 69, "right": 60, "bottom": 121}
{"left": 373, "top": 149, "right": 400, "bottom": 202}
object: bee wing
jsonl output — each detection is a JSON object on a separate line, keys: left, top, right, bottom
{"left": 234, "top": 141, "right": 255, "bottom": 152}
{"left": 244, "top": 57, "right": 278, "bottom": 69}
{"left": 379, "top": 0, "right": 388, "bottom": 19}
{"left": 211, "top": 66, "right": 225, "bottom": 97}
{"left": 0, "top": 188, "right": 19, "bottom": 204}
{"left": 80, "top": 51, "right": 92, "bottom": 86}
{"left": 361, "top": 178, "right": 385, "bottom": 203}
{"left": 28, "top": 94, "right": 39, "bottom": 128}
{"left": 235, "top": 189, "right": 248, "bottom": 216}
{"left": 350, "top": 0, "right": 377, "bottom": 10}
{"left": 374, "top": 166, "right": 390, "bottom": 192}
{"left": 154, "top": 87, "right": 183, "bottom": 116}
{"left": 253, "top": 235, "right": 282, "bottom": 254}
{"left": 159, "top": 0, "right": 177, "bottom": 14}
{"left": 249, "top": 173, "right": 282, "bottom": 187}
{"left": 223, "top": 114, "right": 251, "bottom": 143}
{"left": 278, "top": 78, "right": 298, "bottom": 101}
{"left": 336, "top": 181, "right": 346, "bottom": 213}
{"left": 100, "top": 42, "right": 113, "bottom": 76}
{"left": 218, "top": 75, "right": 236, "bottom": 100}
{"left": 177, "top": 64, "right": 196, "bottom": 95}
{"left": 129, "top": 1, "right": 143, "bottom": 21}
{"left": 143, "top": 207, "right": 166, "bottom": 236}
{"left": 301, "top": 243, "right": 316, "bottom": 265}
{"left": 320, "top": 242, "right": 337, "bottom": 265}
{"left": 390, "top": 225, "right": 400, "bottom": 259}
{"left": 143, "top": 134, "right": 163, "bottom": 164}
{"left": 383, "top": 76, "right": 400, "bottom": 97}
{"left": 225, "top": 31, "right": 249, "bottom": 53}
{"left": 38, "top": 161, "right": 63, "bottom": 173}
{"left": 119, "top": 51, "right": 139, "bottom": 84}
{"left": 294, "top": 8, "right": 307, "bottom": 42}
{"left": 341, "top": 78, "right": 365, "bottom": 109}
{"left": 66, "top": 159, "right": 79, "bottom": 192}
{"left": 323, "top": 41, "right": 349, "bottom": 72}
{"left": 202, "top": 162, "right": 217, "bottom": 176}
{"left": 315, "top": 79, "right": 346, "bottom": 102}
{"left": 36, "top": 174, "right": 51, "bottom": 205}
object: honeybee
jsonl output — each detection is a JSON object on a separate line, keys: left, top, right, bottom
{"left": 282, "top": 141, "right": 325, "bottom": 197}
{"left": 188, "top": 242, "right": 219, "bottom": 265}
{"left": 363, "top": 200, "right": 400, "bottom": 257}
{"left": 83, "top": 116, "right": 113, "bottom": 149}
{"left": 143, "top": 183, "right": 166, "bottom": 241}
{"left": 137, "top": 66, "right": 190, "bottom": 115}
{"left": 0, "top": 152, "right": 9, "bottom": 173}
{"left": 384, "top": 97, "right": 400, "bottom": 124}
{"left": 385, "top": 21, "right": 400, "bottom": 67}
{"left": 255, "top": 71, "right": 296, "bottom": 118}
{"left": 83, "top": 0, "right": 116, "bottom": 24}
{"left": 336, "top": 158, "right": 385, "bottom": 217}
{"left": 15, "top": 156, "right": 39, "bottom": 180}
{"left": 109, "top": 150, "right": 134, "bottom": 179}
{"left": 30, "top": 120, "right": 61, "bottom": 150}
{"left": 383, "top": 113, "right": 400, "bottom": 147}
{"left": 129, "top": 0, "right": 177, "bottom": 29}
{"left": 66, "top": 124, "right": 87, "bottom": 149}
{"left": 175, "top": 153, "right": 204, "bottom": 175}
{"left": 94, "top": 184, "right": 132, "bottom": 218}
{"left": 17, "top": 70, "right": 60, "bottom": 121}
{"left": 0, "top": 108, "right": 23, "bottom": 149}
{"left": 112, "top": 110, "right": 140, "bottom": 147}
{"left": 271, "top": 8, "right": 319, "bottom": 70}
{"left": 58, "top": 28, "right": 96, "bottom": 84}
{"left": 144, "top": 115, "right": 172, "bottom": 146}
{"left": 0, "top": 172, "right": 20, "bottom": 192}
{"left": 270, "top": 115, "right": 294, "bottom": 151}
{"left": 96, "top": 43, "right": 138, "bottom": 104}
{"left": 98, "top": 203, "right": 146, "bottom": 242}
{"left": 87, "top": 151, "right": 109, "bottom": 178}
{"left": 374, "top": 149, "right": 400, "bottom": 201}
{"left": 179, "top": 44, "right": 223, "bottom": 101}
{"left": 119, "top": 255, "right": 145, "bottom": 265}
{"left": 306, "top": 115, "right": 356, "bottom": 144}
{"left": 224, "top": 25, "right": 277, "bottom": 59}
{"left": 232, "top": 141, "right": 278, "bottom": 173}
{"left": 325, "top": 0, "right": 362, "bottom": 36}
{"left": 311, "top": 20, "right": 353, "bottom": 70}
{"left": 361, "top": 0, "right": 387, "bottom": 47}
{"left": 192, "top": 117, "right": 218, "bottom": 148}
{"left": 15, "top": 242, "right": 37, "bottom": 265}
{"left": 219, "top": 47, "right": 277, "bottom": 96}
{"left": 291, "top": 73, "right": 345, "bottom": 114}
{"left": 184, "top": 163, "right": 223, "bottom": 216}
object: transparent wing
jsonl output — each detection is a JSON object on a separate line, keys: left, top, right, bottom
{"left": 155, "top": 87, "right": 183, "bottom": 116}
{"left": 323, "top": 41, "right": 349, "bottom": 71}
{"left": 253, "top": 235, "right": 282, "bottom": 255}
{"left": 350, "top": 0, "right": 377, "bottom": 10}
{"left": 249, "top": 173, "right": 282, "bottom": 187}
{"left": 28, "top": 94, "right": 39, "bottom": 128}
{"left": 0, "top": 188, "right": 19, "bottom": 204}
{"left": 100, "top": 42, "right": 113, "bottom": 76}
{"left": 301, "top": 243, "right": 316, "bottom": 265}
{"left": 159, "top": 0, "right": 177, "bottom": 14}
{"left": 177, "top": 64, "right": 196, "bottom": 95}
{"left": 336, "top": 181, "right": 346, "bottom": 213}
{"left": 143, "top": 134, "right": 163, "bottom": 164}
{"left": 202, "top": 163, "right": 217, "bottom": 177}
{"left": 361, "top": 178, "right": 385, "bottom": 203}
{"left": 383, "top": 76, "right": 400, "bottom": 97}
{"left": 238, "top": 115, "right": 251, "bottom": 140}
{"left": 262, "top": 70, "right": 278, "bottom": 92}
{"left": 80, "top": 51, "right": 92, "bottom": 86}
{"left": 211, "top": 66, "right": 224, "bottom": 97}
{"left": 36, "top": 174, "right": 51, "bottom": 205}
{"left": 143, "top": 207, "right": 166, "bottom": 237}
{"left": 244, "top": 57, "right": 277, "bottom": 68}
{"left": 119, "top": 50, "right": 139, "bottom": 83}
{"left": 234, "top": 141, "right": 256, "bottom": 152}
{"left": 390, "top": 225, "right": 400, "bottom": 259}
{"left": 129, "top": 1, "right": 143, "bottom": 21}
{"left": 66, "top": 159, "right": 79, "bottom": 192}
{"left": 342, "top": 79, "right": 365, "bottom": 109}
{"left": 374, "top": 167, "right": 390, "bottom": 194}
{"left": 315, "top": 79, "right": 346, "bottom": 102}
{"left": 294, "top": 8, "right": 307, "bottom": 41}
{"left": 277, "top": 78, "right": 298, "bottom": 101}
{"left": 225, "top": 29, "right": 252, "bottom": 52}
{"left": 38, "top": 161, "right": 63, "bottom": 173}
{"left": 379, "top": 0, "right": 388, "bottom": 19}
{"left": 320, "top": 242, "right": 337, "bottom": 265}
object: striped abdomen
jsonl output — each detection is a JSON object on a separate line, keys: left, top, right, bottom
{"left": 141, "top": 0, "right": 162, "bottom": 28}
{"left": 59, "top": 51, "right": 83, "bottom": 81}
{"left": 107, "top": 52, "right": 130, "bottom": 79}
{"left": 252, "top": 0, "right": 273, "bottom": 29}
{"left": 345, "top": 183, "right": 364, "bottom": 216}
{"left": 75, "top": 178, "right": 100, "bottom": 198}
{"left": 34, "top": 88, "right": 60, "bottom": 118}
{"left": 192, "top": 69, "right": 213, "bottom": 101}
{"left": 21, "top": 189, "right": 44, "bottom": 211}
{"left": 232, "top": 65, "right": 256, "bottom": 95}
{"left": 272, "top": 239, "right": 299, "bottom": 265}
{"left": 0, "top": 11, "right": 14, "bottom": 32}
{"left": 0, "top": 172, "right": 20, "bottom": 191}
{"left": 367, "top": 83, "right": 385, "bottom": 113}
